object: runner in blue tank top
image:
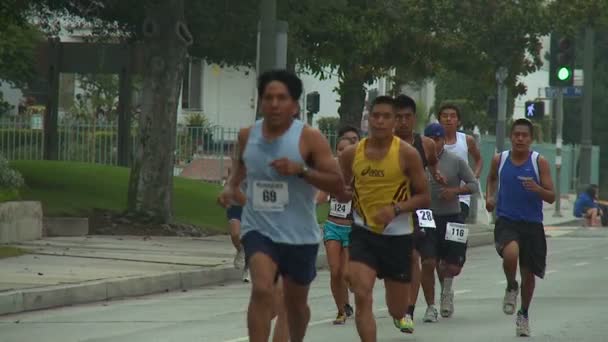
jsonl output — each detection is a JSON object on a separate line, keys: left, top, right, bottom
{"left": 485, "top": 118, "right": 555, "bottom": 337}
{"left": 218, "top": 70, "right": 344, "bottom": 342}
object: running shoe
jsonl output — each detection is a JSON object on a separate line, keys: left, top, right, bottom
{"left": 440, "top": 290, "right": 454, "bottom": 318}
{"left": 333, "top": 313, "right": 347, "bottom": 325}
{"left": 516, "top": 311, "right": 531, "bottom": 337}
{"left": 503, "top": 287, "right": 519, "bottom": 315}
{"left": 423, "top": 305, "right": 438, "bottom": 323}
{"left": 393, "top": 314, "right": 414, "bottom": 334}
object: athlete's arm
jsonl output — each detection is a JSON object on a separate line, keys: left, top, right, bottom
{"left": 315, "top": 190, "right": 330, "bottom": 204}
{"left": 336, "top": 144, "right": 356, "bottom": 202}
{"left": 485, "top": 154, "right": 501, "bottom": 212}
{"left": 395, "top": 143, "right": 431, "bottom": 212}
{"left": 466, "top": 135, "right": 483, "bottom": 178}
{"left": 422, "top": 136, "right": 446, "bottom": 185}
{"left": 301, "top": 127, "right": 344, "bottom": 195}
{"left": 523, "top": 156, "right": 555, "bottom": 204}
{"left": 456, "top": 158, "right": 479, "bottom": 195}
{"left": 218, "top": 127, "right": 249, "bottom": 207}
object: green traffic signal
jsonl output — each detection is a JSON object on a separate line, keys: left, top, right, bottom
{"left": 557, "top": 67, "right": 571, "bottom": 81}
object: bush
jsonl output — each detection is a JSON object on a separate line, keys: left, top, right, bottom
{"left": 0, "top": 156, "right": 24, "bottom": 200}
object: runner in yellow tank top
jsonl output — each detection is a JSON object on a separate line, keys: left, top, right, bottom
{"left": 337, "top": 96, "right": 430, "bottom": 340}
{"left": 352, "top": 136, "right": 414, "bottom": 234}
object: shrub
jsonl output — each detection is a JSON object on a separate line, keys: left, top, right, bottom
{"left": 0, "top": 156, "right": 24, "bottom": 201}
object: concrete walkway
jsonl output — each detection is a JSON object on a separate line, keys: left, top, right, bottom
{"left": 0, "top": 199, "right": 580, "bottom": 316}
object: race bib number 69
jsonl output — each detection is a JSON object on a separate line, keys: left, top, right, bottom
{"left": 445, "top": 222, "right": 468, "bottom": 243}
{"left": 416, "top": 209, "right": 436, "bottom": 229}
{"left": 252, "top": 180, "right": 289, "bottom": 212}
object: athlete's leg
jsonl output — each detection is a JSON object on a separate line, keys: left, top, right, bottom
{"left": 408, "top": 249, "right": 421, "bottom": 317}
{"left": 271, "top": 277, "right": 289, "bottom": 342}
{"left": 349, "top": 261, "right": 377, "bottom": 342}
{"left": 326, "top": 240, "right": 348, "bottom": 316}
{"left": 247, "top": 252, "right": 279, "bottom": 342}
{"left": 502, "top": 241, "right": 520, "bottom": 287}
{"left": 385, "top": 279, "right": 409, "bottom": 320}
{"left": 282, "top": 277, "right": 312, "bottom": 342}
{"left": 229, "top": 218, "right": 241, "bottom": 251}
{"left": 420, "top": 257, "right": 437, "bottom": 306}
{"left": 519, "top": 266, "right": 535, "bottom": 312}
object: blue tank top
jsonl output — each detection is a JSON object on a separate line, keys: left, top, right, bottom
{"left": 240, "top": 119, "right": 320, "bottom": 244}
{"left": 496, "top": 151, "right": 543, "bottom": 223}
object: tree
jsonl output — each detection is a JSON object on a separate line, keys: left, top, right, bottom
{"left": 286, "top": 0, "right": 441, "bottom": 127}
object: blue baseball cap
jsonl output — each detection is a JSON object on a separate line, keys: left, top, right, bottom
{"left": 424, "top": 122, "right": 445, "bottom": 138}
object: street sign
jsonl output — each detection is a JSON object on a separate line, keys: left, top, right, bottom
{"left": 524, "top": 101, "right": 545, "bottom": 120}
{"left": 544, "top": 86, "right": 583, "bottom": 98}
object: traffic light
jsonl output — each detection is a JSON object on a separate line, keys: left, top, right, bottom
{"left": 306, "top": 91, "right": 320, "bottom": 114}
{"left": 549, "top": 34, "right": 575, "bottom": 87}
{"left": 487, "top": 96, "right": 497, "bottom": 119}
{"left": 524, "top": 101, "right": 545, "bottom": 120}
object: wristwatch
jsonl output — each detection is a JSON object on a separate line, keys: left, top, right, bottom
{"left": 393, "top": 204, "right": 402, "bottom": 216}
{"left": 297, "top": 164, "right": 309, "bottom": 178}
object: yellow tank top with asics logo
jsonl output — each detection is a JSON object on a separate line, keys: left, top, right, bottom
{"left": 352, "top": 136, "right": 413, "bottom": 235}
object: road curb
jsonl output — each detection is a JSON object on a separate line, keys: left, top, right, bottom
{"left": 0, "top": 231, "right": 494, "bottom": 316}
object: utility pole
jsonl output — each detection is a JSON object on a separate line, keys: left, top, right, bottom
{"left": 495, "top": 66, "right": 508, "bottom": 153}
{"left": 579, "top": 26, "right": 594, "bottom": 189}
{"left": 257, "top": 0, "right": 277, "bottom": 76}
{"left": 554, "top": 88, "right": 564, "bottom": 217}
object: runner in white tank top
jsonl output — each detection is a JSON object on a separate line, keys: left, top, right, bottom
{"left": 438, "top": 104, "right": 483, "bottom": 221}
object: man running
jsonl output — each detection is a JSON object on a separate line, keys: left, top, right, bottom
{"left": 419, "top": 123, "right": 478, "bottom": 321}
{"left": 337, "top": 125, "right": 361, "bottom": 144}
{"left": 485, "top": 118, "right": 555, "bottom": 337}
{"left": 438, "top": 104, "right": 483, "bottom": 221}
{"left": 316, "top": 137, "right": 355, "bottom": 325}
{"left": 394, "top": 94, "right": 445, "bottom": 325}
{"left": 218, "top": 69, "right": 344, "bottom": 342}
{"left": 338, "top": 96, "right": 430, "bottom": 340}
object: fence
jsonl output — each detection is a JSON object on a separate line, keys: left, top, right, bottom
{"left": 0, "top": 116, "right": 598, "bottom": 189}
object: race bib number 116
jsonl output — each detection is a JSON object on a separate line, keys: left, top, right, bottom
{"left": 445, "top": 222, "right": 468, "bottom": 243}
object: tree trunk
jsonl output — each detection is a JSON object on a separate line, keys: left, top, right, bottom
{"left": 337, "top": 65, "right": 369, "bottom": 128}
{"left": 127, "top": 0, "right": 192, "bottom": 223}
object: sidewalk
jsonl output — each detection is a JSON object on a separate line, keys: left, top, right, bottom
{"left": 0, "top": 199, "right": 580, "bottom": 316}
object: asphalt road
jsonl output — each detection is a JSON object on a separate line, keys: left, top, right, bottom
{"left": 1, "top": 228, "right": 608, "bottom": 342}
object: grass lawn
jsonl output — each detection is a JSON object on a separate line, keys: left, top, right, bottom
{"left": 0, "top": 246, "right": 26, "bottom": 259}
{"left": 11, "top": 161, "right": 329, "bottom": 234}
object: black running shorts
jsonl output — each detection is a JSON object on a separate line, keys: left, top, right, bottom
{"left": 349, "top": 225, "right": 413, "bottom": 283}
{"left": 494, "top": 217, "right": 547, "bottom": 278}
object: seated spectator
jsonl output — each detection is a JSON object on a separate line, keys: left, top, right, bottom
{"left": 574, "top": 184, "right": 603, "bottom": 226}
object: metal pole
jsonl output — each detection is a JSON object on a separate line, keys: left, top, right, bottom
{"left": 554, "top": 88, "right": 563, "bottom": 217}
{"left": 579, "top": 26, "right": 594, "bottom": 188}
{"left": 275, "top": 20, "right": 288, "bottom": 69}
{"left": 495, "top": 67, "right": 508, "bottom": 153}
{"left": 257, "top": 0, "right": 277, "bottom": 75}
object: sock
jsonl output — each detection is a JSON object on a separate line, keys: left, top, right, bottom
{"left": 407, "top": 305, "right": 415, "bottom": 317}
{"left": 507, "top": 280, "right": 519, "bottom": 291}
{"left": 519, "top": 308, "right": 528, "bottom": 317}
{"left": 442, "top": 277, "right": 453, "bottom": 293}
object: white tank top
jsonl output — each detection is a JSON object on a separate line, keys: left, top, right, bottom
{"left": 444, "top": 132, "right": 471, "bottom": 206}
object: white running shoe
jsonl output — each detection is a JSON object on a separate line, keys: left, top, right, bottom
{"left": 503, "top": 287, "right": 519, "bottom": 315}
{"left": 242, "top": 267, "right": 250, "bottom": 283}
{"left": 233, "top": 249, "right": 245, "bottom": 270}
{"left": 440, "top": 291, "right": 454, "bottom": 318}
{"left": 516, "top": 311, "right": 531, "bottom": 337}
{"left": 423, "top": 305, "right": 438, "bottom": 323}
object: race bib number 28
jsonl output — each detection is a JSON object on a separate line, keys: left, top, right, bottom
{"left": 445, "top": 222, "right": 468, "bottom": 243}
{"left": 252, "top": 180, "right": 289, "bottom": 212}
{"left": 416, "top": 209, "right": 436, "bottom": 229}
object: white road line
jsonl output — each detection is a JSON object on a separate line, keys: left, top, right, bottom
{"left": 604, "top": 256, "right": 608, "bottom": 260}
{"left": 545, "top": 270, "right": 558, "bottom": 274}
{"left": 223, "top": 308, "right": 389, "bottom": 342}
{"left": 574, "top": 262, "right": 590, "bottom": 267}
{"left": 497, "top": 280, "right": 507, "bottom": 285}
{"left": 454, "top": 289, "right": 472, "bottom": 295}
